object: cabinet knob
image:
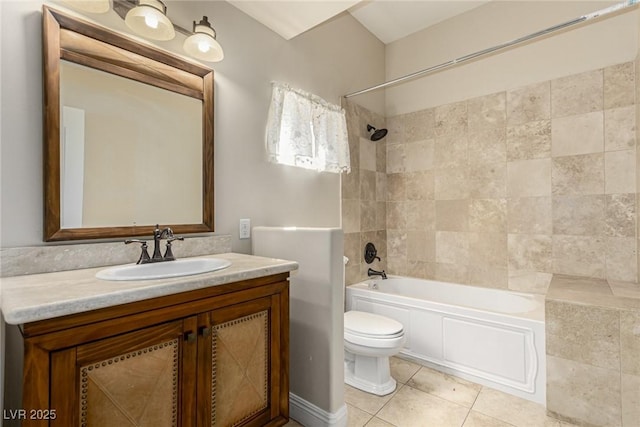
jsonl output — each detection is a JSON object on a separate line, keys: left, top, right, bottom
{"left": 184, "top": 331, "right": 196, "bottom": 342}
{"left": 199, "top": 326, "right": 211, "bottom": 337}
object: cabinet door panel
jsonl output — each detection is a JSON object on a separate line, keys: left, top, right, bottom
{"left": 52, "top": 320, "right": 191, "bottom": 427}
{"left": 208, "top": 297, "right": 274, "bottom": 427}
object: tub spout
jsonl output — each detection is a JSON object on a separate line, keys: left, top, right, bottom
{"left": 368, "top": 268, "right": 387, "bottom": 279}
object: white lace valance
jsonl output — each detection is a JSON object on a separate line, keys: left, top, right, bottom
{"left": 266, "top": 82, "right": 350, "bottom": 173}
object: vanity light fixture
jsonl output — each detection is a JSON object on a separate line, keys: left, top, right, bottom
{"left": 124, "top": 0, "right": 175, "bottom": 41}
{"left": 65, "top": 0, "right": 225, "bottom": 63}
{"left": 183, "top": 16, "right": 224, "bottom": 62}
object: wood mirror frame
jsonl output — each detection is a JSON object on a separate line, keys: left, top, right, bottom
{"left": 43, "top": 6, "right": 214, "bottom": 241}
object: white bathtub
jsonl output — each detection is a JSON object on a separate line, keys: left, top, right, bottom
{"left": 346, "top": 276, "right": 546, "bottom": 404}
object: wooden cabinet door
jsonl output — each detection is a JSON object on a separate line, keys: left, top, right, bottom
{"left": 197, "top": 294, "right": 287, "bottom": 427}
{"left": 50, "top": 319, "right": 197, "bottom": 427}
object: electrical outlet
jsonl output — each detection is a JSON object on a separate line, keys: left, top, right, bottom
{"left": 239, "top": 218, "right": 251, "bottom": 239}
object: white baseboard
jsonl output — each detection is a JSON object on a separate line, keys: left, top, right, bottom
{"left": 289, "top": 393, "right": 348, "bottom": 427}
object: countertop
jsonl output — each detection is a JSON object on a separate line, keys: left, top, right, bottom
{"left": 0, "top": 253, "right": 298, "bottom": 325}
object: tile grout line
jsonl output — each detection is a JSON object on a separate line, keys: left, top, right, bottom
{"left": 366, "top": 363, "right": 422, "bottom": 426}
{"left": 372, "top": 383, "right": 404, "bottom": 422}
{"left": 618, "top": 310, "right": 623, "bottom": 426}
{"left": 360, "top": 360, "right": 552, "bottom": 427}
{"left": 459, "top": 384, "right": 484, "bottom": 427}
{"left": 360, "top": 405, "right": 375, "bottom": 427}
{"left": 468, "top": 386, "right": 539, "bottom": 427}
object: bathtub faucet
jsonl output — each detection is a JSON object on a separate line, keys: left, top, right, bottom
{"left": 368, "top": 268, "right": 387, "bottom": 280}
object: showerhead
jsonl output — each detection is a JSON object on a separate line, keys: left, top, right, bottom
{"left": 367, "top": 124, "right": 388, "bottom": 141}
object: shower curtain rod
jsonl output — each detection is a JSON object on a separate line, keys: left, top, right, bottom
{"left": 344, "top": 0, "right": 639, "bottom": 98}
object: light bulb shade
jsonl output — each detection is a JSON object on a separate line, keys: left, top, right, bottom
{"left": 125, "top": 0, "right": 175, "bottom": 41}
{"left": 184, "top": 33, "right": 224, "bottom": 62}
{"left": 183, "top": 17, "right": 224, "bottom": 62}
{"left": 62, "top": 0, "right": 110, "bottom": 13}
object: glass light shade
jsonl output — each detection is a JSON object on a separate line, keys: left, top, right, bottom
{"left": 183, "top": 17, "right": 224, "bottom": 62}
{"left": 124, "top": 0, "right": 175, "bottom": 41}
{"left": 184, "top": 33, "right": 224, "bottom": 62}
{"left": 62, "top": 0, "right": 110, "bottom": 14}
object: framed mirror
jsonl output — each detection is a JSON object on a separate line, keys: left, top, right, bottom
{"left": 43, "top": 6, "right": 214, "bottom": 241}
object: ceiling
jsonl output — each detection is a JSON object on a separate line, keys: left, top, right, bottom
{"left": 226, "top": 0, "right": 489, "bottom": 44}
{"left": 349, "top": 0, "right": 489, "bottom": 44}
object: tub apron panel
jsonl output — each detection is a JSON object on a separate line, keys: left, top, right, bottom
{"left": 347, "top": 278, "right": 546, "bottom": 405}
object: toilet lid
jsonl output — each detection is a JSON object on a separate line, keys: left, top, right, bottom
{"left": 344, "top": 311, "right": 404, "bottom": 338}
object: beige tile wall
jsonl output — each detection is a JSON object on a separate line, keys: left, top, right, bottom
{"left": 545, "top": 276, "right": 640, "bottom": 426}
{"left": 383, "top": 61, "right": 637, "bottom": 293}
{"left": 342, "top": 61, "right": 639, "bottom": 426}
{"left": 637, "top": 52, "right": 640, "bottom": 312}
{"left": 342, "top": 100, "right": 387, "bottom": 285}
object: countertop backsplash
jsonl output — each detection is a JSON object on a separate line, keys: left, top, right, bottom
{"left": 0, "top": 235, "right": 232, "bottom": 278}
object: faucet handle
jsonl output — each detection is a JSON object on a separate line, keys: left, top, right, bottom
{"left": 163, "top": 236, "right": 184, "bottom": 261}
{"left": 125, "top": 239, "right": 151, "bottom": 264}
{"left": 364, "top": 242, "right": 381, "bottom": 264}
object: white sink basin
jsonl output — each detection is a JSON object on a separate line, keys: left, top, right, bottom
{"left": 96, "top": 258, "right": 231, "bottom": 281}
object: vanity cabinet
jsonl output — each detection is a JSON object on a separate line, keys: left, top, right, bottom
{"left": 17, "top": 273, "right": 290, "bottom": 427}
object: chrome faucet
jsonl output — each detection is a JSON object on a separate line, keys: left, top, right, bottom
{"left": 368, "top": 268, "right": 387, "bottom": 280}
{"left": 125, "top": 224, "right": 184, "bottom": 264}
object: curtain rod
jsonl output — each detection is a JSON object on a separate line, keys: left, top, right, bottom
{"left": 344, "top": 0, "right": 639, "bottom": 98}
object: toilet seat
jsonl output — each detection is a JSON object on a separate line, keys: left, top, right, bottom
{"left": 345, "top": 310, "right": 404, "bottom": 335}
{"left": 344, "top": 311, "right": 404, "bottom": 348}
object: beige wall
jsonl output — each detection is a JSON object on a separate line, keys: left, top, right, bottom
{"left": 0, "top": 1, "right": 385, "bottom": 250}
{"left": 385, "top": 1, "right": 638, "bottom": 115}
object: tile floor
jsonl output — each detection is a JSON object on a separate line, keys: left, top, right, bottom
{"left": 285, "top": 357, "right": 579, "bottom": 427}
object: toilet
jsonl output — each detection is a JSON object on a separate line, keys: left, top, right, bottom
{"left": 342, "top": 256, "right": 405, "bottom": 396}
{"left": 343, "top": 310, "right": 406, "bottom": 396}
{"left": 344, "top": 310, "right": 405, "bottom": 396}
